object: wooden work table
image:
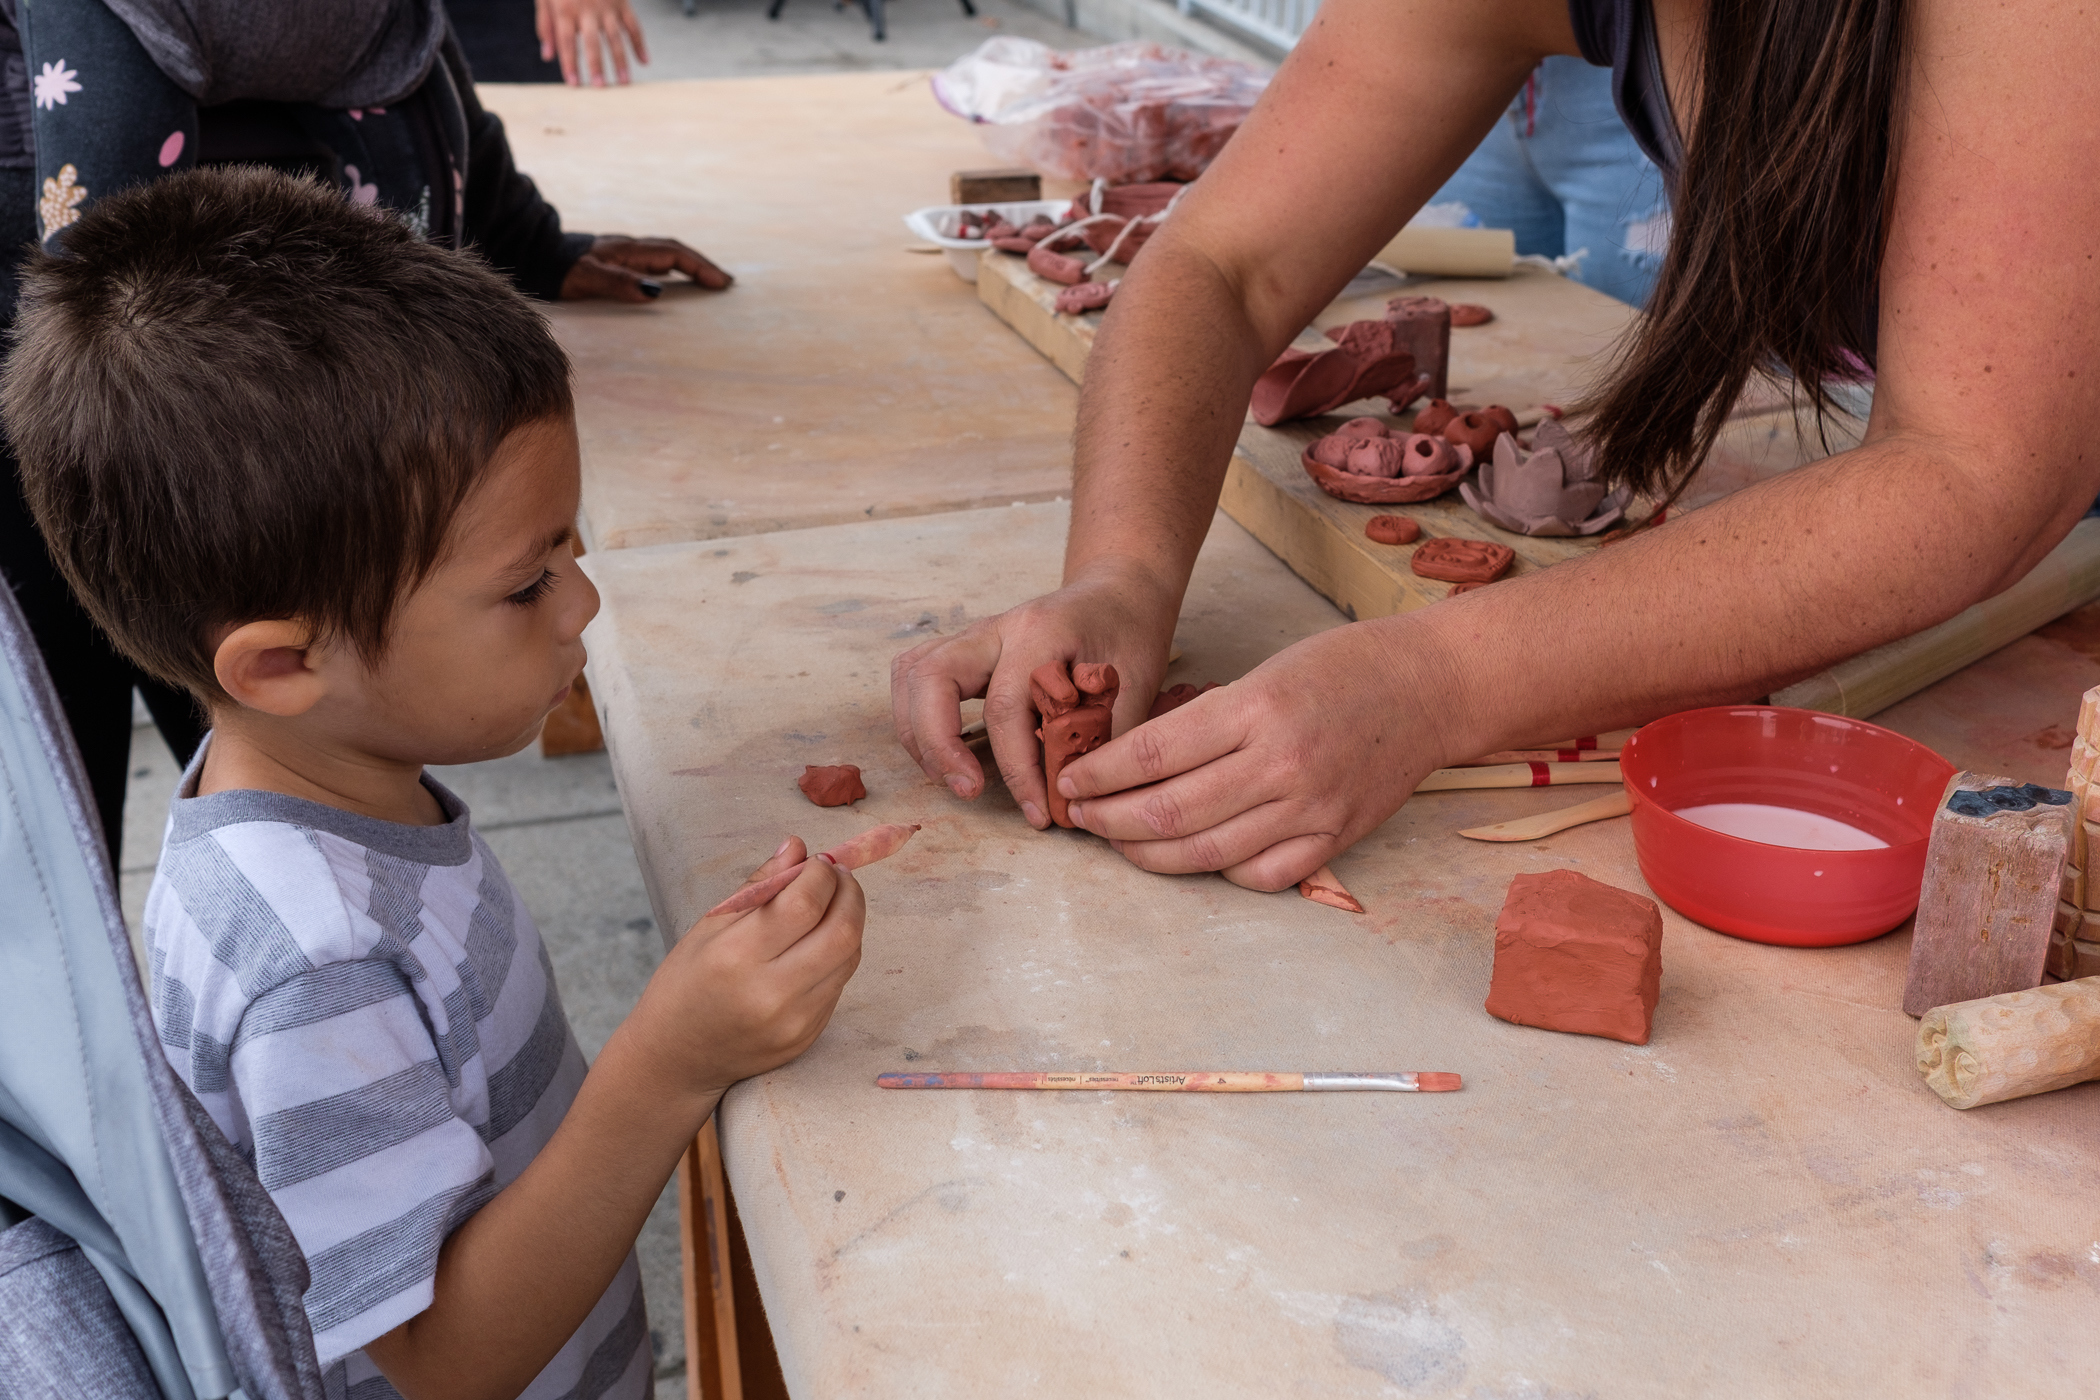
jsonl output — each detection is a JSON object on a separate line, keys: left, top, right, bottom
{"left": 488, "top": 77, "right": 2100, "bottom": 1399}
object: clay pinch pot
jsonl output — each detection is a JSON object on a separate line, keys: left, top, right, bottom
{"left": 1441, "top": 406, "right": 1518, "bottom": 457}
{"left": 1054, "top": 280, "right": 1117, "bottom": 315}
{"left": 1301, "top": 419, "right": 1472, "bottom": 504}
{"left": 1410, "top": 535, "right": 1514, "bottom": 584}
{"left": 1460, "top": 419, "right": 1631, "bottom": 537}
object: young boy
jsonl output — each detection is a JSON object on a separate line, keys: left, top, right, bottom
{"left": 2, "top": 167, "right": 865, "bottom": 1400}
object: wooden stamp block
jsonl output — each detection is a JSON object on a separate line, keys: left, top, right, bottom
{"left": 1917, "top": 976, "right": 2100, "bottom": 1109}
{"left": 1902, "top": 773, "right": 2072, "bottom": 1017}
{"left": 951, "top": 168, "right": 1041, "bottom": 205}
{"left": 2047, "top": 927, "right": 2076, "bottom": 980}
{"left": 2062, "top": 861, "right": 2086, "bottom": 909}
{"left": 2074, "top": 940, "right": 2100, "bottom": 981}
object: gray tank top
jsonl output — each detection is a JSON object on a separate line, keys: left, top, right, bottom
{"left": 1568, "top": 0, "right": 1683, "bottom": 181}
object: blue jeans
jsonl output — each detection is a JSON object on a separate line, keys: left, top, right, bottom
{"left": 1430, "top": 56, "right": 1670, "bottom": 308}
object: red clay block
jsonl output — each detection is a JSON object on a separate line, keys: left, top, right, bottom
{"left": 1485, "top": 869, "right": 1663, "bottom": 1045}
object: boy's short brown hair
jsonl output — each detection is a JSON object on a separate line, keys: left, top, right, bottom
{"left": 2, "top": 165, "right": 573, "bottom": 701}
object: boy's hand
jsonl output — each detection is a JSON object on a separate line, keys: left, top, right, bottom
{"left": 626, "top": 837, "right": 865, "bottom": 1106}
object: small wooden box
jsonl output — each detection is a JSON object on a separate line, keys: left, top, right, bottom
{"left": 951, "top": 168, "right": 1041, "bottom": 205}
{"left": 1902, "top": 772, "right": 2071, "bottom": 1017}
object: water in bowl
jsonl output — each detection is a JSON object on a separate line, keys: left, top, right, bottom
{"left": 1672, "top": 802, "right": 1888, "bottom": 851}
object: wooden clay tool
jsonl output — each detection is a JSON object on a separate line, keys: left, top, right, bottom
{"left": 1917, "top": 976, "right": 2100, "bottom": 1109}
{"left": 706, "top": 822, "right": 919, "bottom": 918}
{"left": 1458, "top": 789, "right": 1633, "bottom": 842}
{"left": 1415, "top": 760, "right": 1622, "bottom": 792}
{"left": 878, "top": 1071, "right": 1460, "bottom": 1092}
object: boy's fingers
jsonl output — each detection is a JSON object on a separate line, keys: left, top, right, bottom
{"left": 729, "top": 858, "right": 843, "bottom": 961}
{"left": 770, "top": 867, "right": 865, "bottom": 987}
{"left": 747, "top": 835, "right": 807, "bottom": 884}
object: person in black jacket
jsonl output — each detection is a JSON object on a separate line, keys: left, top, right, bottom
{"left": 0, "top": 0, "right": 727, "bottom": 864}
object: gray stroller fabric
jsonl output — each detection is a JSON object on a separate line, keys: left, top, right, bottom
{"left": 0, "top": 579, "right": 324, "bottom": 1400}
{"left": 0, "top": 1216, "right": 159, "bottom": 1397}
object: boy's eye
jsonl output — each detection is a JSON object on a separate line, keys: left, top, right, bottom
{"left": 506, "top": 569, "right": 556, "bottom": 607}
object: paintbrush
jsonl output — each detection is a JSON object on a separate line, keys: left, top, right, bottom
{"left": 877, "top": 1071, "right": 1461, "bottom": 1092}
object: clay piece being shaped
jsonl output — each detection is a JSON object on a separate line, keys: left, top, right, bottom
{"left": 1441, "top": 406, "right": 1518, "bottom": 457}
{"left": 1410, "top": 536, "right": 1513, "bottom": 584}
{"left": 1251, "top": 319, "right": 1431, "bottom": 426}
{"left": 1364, "top": 515, "right": 1420, "bottom": 546}
{"left": 1383, "top": 295, "right": 1451, "bottom": 403}
{"left": 797, "top": 764, "right": 867, "bottom": 807}
{"left": 1301, "top": 419, "right": 1473, "bottom": 505}
{"left": 705, "top": 822, "right": 922, "bottom": 918}
{"left": 1448, "top": 303, "right": 1494, "bottom": 327}
{"left": 1027, "top": 242, "right": 1088, "bottom": 285}
{"left": 1460, "top": 419, "right": 1632, "bottom": 538}
{"left": 1484, "top": 868, "right": 1663, "bottom": 1045}
{"left": 1298, "top": 864, "right": 1365, "bottom": 913}
{"left": 1033, "top": 660, "right": 1121, "bottom": 828}
{"left": 1054, "top": 280, "right": 1117, "bottom": 315}
{"left": 1148, "top": 681, "right": 1221, "bottom": 720}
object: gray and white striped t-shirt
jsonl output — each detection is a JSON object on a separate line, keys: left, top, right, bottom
{"left": 144, "top": 748, "right": 650, "bottom": 1400}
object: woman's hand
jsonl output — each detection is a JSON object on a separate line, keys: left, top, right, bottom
{"left": 1053, "top": 614, "right": 1466, "bottom": 891}
{"left": 537, "top": 0, "right": 648, "bottom": 86}
{"left": 891, "top": 557, "right": 1180, "bottom": 829}
{"left": 560, "top": 235, "right": 733, "bottom": 302}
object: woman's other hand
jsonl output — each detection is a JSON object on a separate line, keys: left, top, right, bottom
{"left": 537, "top": 0, "right": 649, "bottom": 86}
{"left": 559, "top": 235, "right": 734, "bottom": 302}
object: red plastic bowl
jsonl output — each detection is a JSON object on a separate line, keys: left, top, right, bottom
{"left": 1620, "top": 707, "right": 1956, "bottom": 947}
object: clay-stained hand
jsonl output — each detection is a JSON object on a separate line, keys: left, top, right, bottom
{"left": 1054, "top": 618, "right": 1463, "bottom": 889}
{"left": 537, "top": 0, "right": 648, "bottom": 86}
{"left": 625, "top": 837, "right": 865, "bottom": 1100}
{"left": 559, "top": 235, "right": 733, "bottom": 303}
{"left": 890, "top": 563, "right": 1175, "bottom": 829}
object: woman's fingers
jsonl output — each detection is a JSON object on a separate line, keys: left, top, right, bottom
{"left": 982, "top": 670, "right": 1050, "bottom": 829}
{"left": 1106, "top": 800, "right": 1343, "bottom": 887}
{"left": 895, "top": 635, "right": 991, "bottom": 796}
{"left": 1057, "top": 692, "right": 1247, "bottom": 812}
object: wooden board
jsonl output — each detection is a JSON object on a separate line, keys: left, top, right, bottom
{"left": 978, "top": 248, "right": 1861, "bottom": 618}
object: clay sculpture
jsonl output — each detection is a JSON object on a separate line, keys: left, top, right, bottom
{"left": 1441, "top": 409, "right": 1515, "bottom": 457}
{"left": 1460, "top": 419, "right": 1632, "bottom": 537}
{"left": 1364, "top": 515, "right": 1420, "bottom": 545}
{"left": 1148, "top": 681, "right": 1220, "bottom": 720}
{"left": 1033, "top": 660, "right": 1121, "bottom": 827}
{"left": 797, "top": 764, "right": 866, "bottom": 807}
{"left": 1301, "top": 419, "right": 1472, "bottom": 504}
{"left": 1055, "top": 281, "right": 1117, "bottom": 314}
{"left": 1484, "top": 869, "right": 1664, "bottom": 1045}
{"left": 1410, "top": 536, "right": 1514, "bottom": 584}
{"left": 1383, "top": 296, "right": 1451, "bottom": 402}
{"left": 1412, "top": 398, "right": 1458, "bottom": 435}
{"left": 1449, "top": 303, "right": 1494, "bottom": 327}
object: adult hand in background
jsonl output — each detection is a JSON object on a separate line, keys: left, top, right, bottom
{"left": 537, "top": 0, "right": 649, "bottom": 85}
{"left": 891, "top": 557, "right": 1180, "bottom": 830}
{"left": 559, "top": 235, "right": 734, "bottom": 302}
{"left": 1053, "top": 614, "right": 1465, "bottom": 891}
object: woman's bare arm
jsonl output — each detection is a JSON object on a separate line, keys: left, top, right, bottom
{"left": 1056, "top": 0, "right": 2100, "bottom": 887}
{"left": 891, "top": 0, "right": 1579, "bottom": 827}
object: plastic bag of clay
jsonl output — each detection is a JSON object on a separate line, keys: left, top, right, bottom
{"left": 931, "top": 37, "right": 1270, "bottom": 184}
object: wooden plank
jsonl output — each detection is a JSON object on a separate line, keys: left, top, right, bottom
{"left": 680, "top": 1120, "right": 741, "bottom": 1400}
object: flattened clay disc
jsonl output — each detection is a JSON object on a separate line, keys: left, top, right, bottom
{"left": 1364, "top": 514, "right": 1420, "bottom": 545}
{"left": 1411, "top": 536, "right": 1515, "bottom": 584}
{"left": 798, "top": 763, "right": 867, "bottom": 807}
{"left": 1449, "top": 303, "right": 1494, "bottom": 327}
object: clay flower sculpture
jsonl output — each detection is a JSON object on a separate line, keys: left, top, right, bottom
{"left": 1459, "top": 419, "right": 1631, "bottom": 537}
{"left": 1032, "top": 661, "right": 1120, "bottom": 828}
{"left": 1300, "top": 417, "right": 1473, "bottom": 504}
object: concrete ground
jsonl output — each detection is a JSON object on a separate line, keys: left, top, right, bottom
{"left": 604, "top": 0, "right": 1081, "bottom": 80}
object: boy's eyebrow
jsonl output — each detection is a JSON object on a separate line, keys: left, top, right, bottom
{"left": 503, "top": 524, "right": 574, "bottom": 576}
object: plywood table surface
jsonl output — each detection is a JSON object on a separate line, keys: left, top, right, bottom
{"left": 482, "top": 76, "right": 1079, "bottom": 551}
{"left": 585, "top": 501, "right": 2100, "bottom": 1399}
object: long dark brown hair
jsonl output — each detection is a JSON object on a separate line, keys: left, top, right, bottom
{"left": 1582, "top": 0, "right": 1908, "bottom": 501}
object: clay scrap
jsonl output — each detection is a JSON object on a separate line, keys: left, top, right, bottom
{"left": 798, "top": 764, "right": 867, "bottom": 807}
{"left": 1298, "top": 864, "right": 1365, "bottom": 913}
{"left": 1148, "top": 681, "right": 1220, "bottom": 720}
{"left": 1033, "top": 660, "right": 1120, "bottom": 827}
{"left": 1917, "top": 975, "right": 2100, "bottom": 1109}
{"left": 1410, "top": 536, "right": 1514, "bottom": 584}
{"left": 1460, "top": 420, "right": 1630, "bottom": 537}
{"left": 1251, "top": 297, "right": 1452, "bottom": 427}
{"left": 1448, "top": 303, "right": 1493, "bottom": 327}
{"left": 1301, "top": 419, "right": 1472, "bottom": 505}
{"left": 1902, "top": 771, "right": 2070, "bottom": 1017}
{"left": 1484, "top": 869, "right": 1664, "bottom": 1045}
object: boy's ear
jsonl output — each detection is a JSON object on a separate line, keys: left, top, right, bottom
{"left": 213, "top": 620, "right": 329, "bottom": 716}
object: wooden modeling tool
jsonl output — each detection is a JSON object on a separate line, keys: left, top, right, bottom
{"left": 705, "top": 823, "right": 919, "bottom": 918}
{"left": 1415, "top": 760, "right": 1622, "bottom": 792}
{"left": 1463, "top": 748, "right": 1621, "bottom": 767}
{"left": 878, "top": 1071, "right": 1460, "bottom": 1092}
{"left": 1458, "top": 789, "right": 1633, "bottom": 842}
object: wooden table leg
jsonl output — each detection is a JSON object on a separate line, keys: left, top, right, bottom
{"left": 679, "top": 1118, "right": 789, "bottom": 1400}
